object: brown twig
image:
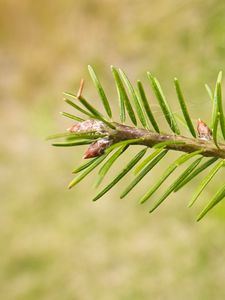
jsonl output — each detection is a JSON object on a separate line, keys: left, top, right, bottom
{"left": 109, "top": 123, "right": 225, "bottom": 159}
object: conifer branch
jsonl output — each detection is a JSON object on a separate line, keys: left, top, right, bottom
{"left": 48, "top": 66, "right": 225, "bottom": 220}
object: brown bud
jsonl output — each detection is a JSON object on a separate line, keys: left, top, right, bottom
{"left": 197, "top": 119, "right": 212, "bottom": 141}
{"left": 83, "top": 138, "right": 112, "bottom": 159}
{"left": 67, "top": 119, "right": 106, "bottom": 133}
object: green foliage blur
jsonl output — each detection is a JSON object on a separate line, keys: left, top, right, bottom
{"left": 1, "top": 0, "right": 225, "bottom": 299}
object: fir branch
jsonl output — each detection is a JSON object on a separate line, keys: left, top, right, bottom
{"left": 49, "top": 66, "right": 225, "bottom": 220}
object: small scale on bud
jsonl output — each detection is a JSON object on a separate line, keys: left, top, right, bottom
{"left": 197, "top": 119, "right": 212, "bottom": 141}
{"left": 67, "top": 119, "right": 107, "bottom": 133}
{"left": 83, "top": 138, "right": 112, "bottom": 159}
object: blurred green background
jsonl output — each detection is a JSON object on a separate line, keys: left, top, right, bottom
{"left": 1, "top": 0, "right": 225, "bottom": 299}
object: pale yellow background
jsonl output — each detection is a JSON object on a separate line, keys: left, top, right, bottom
{"left": 1, "top": 0, "right": 225, "bottom": 299}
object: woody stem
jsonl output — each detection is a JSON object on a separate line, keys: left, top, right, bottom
{"left": 108, "top": 123, "right": 225, "bottom": 159}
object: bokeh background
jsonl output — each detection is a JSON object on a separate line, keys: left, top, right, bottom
{"left": 1, "top": 0, "right": 225, "bottom": 299}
